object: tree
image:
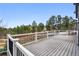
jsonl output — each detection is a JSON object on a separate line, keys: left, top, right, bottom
{"left": 0, "top": 15, "right": 76, "bottom": 37}
{"left": 49, "top": 16, "right": 56, "bottom": 29}
{"left": 68, "top": 17, "right": 76, "bottom": 30}
{"left": 62, "top": 16, "right": 70, "bottom": 30}
{"left": 46, "top": 16, "right": 56, "bottom": 30}
{"left": 46, "top": 20, "right": 51, "bottom": 31}
{"left": 37, "top": 23, "right": 44, "bottom": 32}
{"left": 32, "top": 21, "right": 37, "bottom": 32}
{"left": 57, "top": 15, "right": 62, "bottom": 30}
{"left": 25, "top": 25, "right": 32, "bottom": 33}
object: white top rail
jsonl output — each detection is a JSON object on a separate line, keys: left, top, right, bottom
{"left": 11, "top": 31, "right": 48, "bottom": 37}
{"left": 11, "top": 33, "right": 35, "bottom": 37}
{"left": 15, "top": 42, "right": 34, "bottom": 56}
{"left": 7, "top": 34, "right": 14, "bottom": 41}
{"left": 7, "top": 34, "right": 19, "bottom": 42}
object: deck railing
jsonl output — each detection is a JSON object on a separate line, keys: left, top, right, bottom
{"left": 7, "top": 34, "right": 34, "bottom": 56}
{"left": 11, "top": 31, "right": 50, "bottom": 45}
{"left": 7, "top": 31, "right": 58, "bottom": 56}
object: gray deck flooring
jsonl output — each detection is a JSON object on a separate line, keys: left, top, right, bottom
{"left": 24, "top": 34, "right": 79, "bottom": 56}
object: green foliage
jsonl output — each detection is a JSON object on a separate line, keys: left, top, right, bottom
{"left": 32, "top": 21, "right": 37, "bottom": 32}
{"left": 0, "top": 15, "right": 76, "bottom": 37}
{"left": 37, "top": 23, "right": 44, "bottom": 32}
{"left": 62, "top": 16, "right": 70, "bottom": 30}
{"left": 7, "top": 25, "right": 33, "bottom": 34}
{"left": 46, "top": 15, "right": 76, "bottom": 31}
{"left": 46, "top": 16, "right": 56, "bottom": 30}
{"left": 57, "top": 15, "right": 62, "bottom": 30}
{"left": 46, "top": 21, "right": 51, "bottom": 30}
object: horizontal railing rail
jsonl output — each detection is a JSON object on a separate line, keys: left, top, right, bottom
{"left": 11, "top": 31, "right": 58, "bottom": 45}
{"left": 37, "top": 31, "right": 47, "bottom": 40}
{"left": 11, "top": 31, "right": 49, "bottom": 44}
{"left": 11, "top": 33, "right": 35, "bottom": 44}
{"left": 7, "top": 31, "right": 59, "bottom": 56}
{"left": 7, "top": 30, "right": 77, "bottom": 56}
{"left": 7, "top": 34, "right": 34, "bottom": 56}
{"left": 15, "top": 42, "right": 34, "bottom": 56}
{"left": 11, "top": 33, "right": 35, "bottom": 37}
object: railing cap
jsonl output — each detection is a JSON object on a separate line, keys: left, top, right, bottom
{"left": 15, "top": 42, "right": 34, "bottom": 56}
{"left": 7, "top": 34, "right": 19, "bottom": 42}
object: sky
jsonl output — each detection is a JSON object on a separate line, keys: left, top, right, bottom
{"left": 0, "top": 3, "right": 75, "bottom": 28}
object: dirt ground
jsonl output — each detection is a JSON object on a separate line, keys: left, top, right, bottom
{"left": 0, "top": 39, "right": 6, "bottom": 48}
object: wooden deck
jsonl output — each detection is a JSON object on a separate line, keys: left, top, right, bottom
{"left": 24, "top": 34, "right": 79, "bottom": 56}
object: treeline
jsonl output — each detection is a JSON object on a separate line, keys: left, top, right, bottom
{"left": 0, "top": 15, "right": 76, "bottom": 38}
{"left": 46, "top": 15, "right": 76, "bottom": 30}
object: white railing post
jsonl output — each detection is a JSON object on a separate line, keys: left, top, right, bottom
{"left": 7, "top": 34, "right": 13, "bottom": 56}
{"left": 7, "top": 34, "right": 19, "bottom": 56}
{"left": 13, "top": 39, "right": 19, "bottom": 56}
{"left": 46, "top": 31, "right": 48, "bottom": 39}
{"left": 35, "top": 32, "right": 37, "bottom": 42}
{"left": 7, "top": 34, "right": 34, "bottom": 56}
{"left": 7, "top": 34, "right": 10, "bottom": 56}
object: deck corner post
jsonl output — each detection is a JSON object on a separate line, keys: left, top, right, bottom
{"left": 35, "top": 32, "right": 37, "bottom": 42}
{"left": 7, "top": 34, "right": 10, "bottom": 56}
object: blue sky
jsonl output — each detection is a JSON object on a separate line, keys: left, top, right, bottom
{"left": 0, "top": 3, "right": 75, "bottom": 28}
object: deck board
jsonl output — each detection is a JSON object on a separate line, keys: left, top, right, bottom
{"left": 24, "top": 34, "right": 79, "bottom": 56}
{"left": 56, "top": 40, "right": 69, "bottom": 56}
